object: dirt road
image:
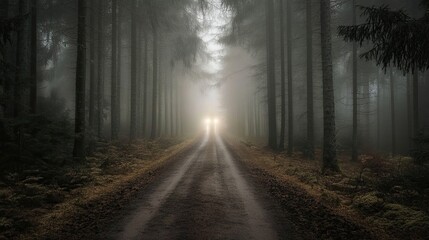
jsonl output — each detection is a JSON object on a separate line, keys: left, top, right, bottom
{"left": 102, "top": 132, "right": 297, "bottom": 240}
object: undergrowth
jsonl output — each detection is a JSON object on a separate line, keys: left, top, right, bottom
{"left": 235, "top": 139, "right": 429, "bottom": 240}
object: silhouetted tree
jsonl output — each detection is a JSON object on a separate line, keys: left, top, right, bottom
{"left": 338, "top": 2, "right": 429, "bottom": 151}
{"left": 286, "top": 0, "right": 293, "bottom": 155}
{"left": 279, "top": 0, "right": 286, "bottom": 150}
{"left": 306, "top": 0, "right": 314, "bottom": 159}
{"left": 390, "top": 69, "right": 396, "bottom": 155}
{"left": 73, "top": 0, "right": 87, "bottom": 160}
{"left": 150, "top": 1, "right": 158, "bottom": 139}
{"left": 97, "top": 0, "right": 105, "bottom": 138}
{"left": 14, "top": 0, "right": 26, "bottom": 119}
{"left": 320, "top": 0, "right": 339, "bottom": 172}
{"left": 111, "top": 0, "right": 119, "bottom": 140}
{"left": 30, "top": 0, "right": 37, "bottom": 114}
{"left": 351, "top": 0, "right": 358, "bottom": 162}
{"left": 142, "top": 33, "right": 148, "bottom": 138}
{"left": 89, "top": 0, "right": 97, "bottom": 142}
{"left": 130, "top": 0, "right": 137, "bottom": 140}
{"left": 266, "top": 0, "right": 277, "bottom": 149}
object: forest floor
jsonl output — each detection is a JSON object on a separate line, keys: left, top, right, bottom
{"left": 1, "top": 134, "right": 428, "bottom": 240}
{"left": 0, "top": 138, "right": 193, "bottom": 240}
{"left": 228, "top": 137, "right": 429, "bottom": 240}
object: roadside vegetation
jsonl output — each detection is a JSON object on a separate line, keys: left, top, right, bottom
{"left": 231, "top": 138, "right": 429, "bottom": 240}
{"left": 0, "top": 137, "right": 188, "bottom": 239}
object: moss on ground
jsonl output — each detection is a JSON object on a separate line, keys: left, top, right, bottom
{"left": 352, "top": 192, "right": 385, "bottom": 213}
{"left": 0, "top": 138, "right": 186, "bottom": 239}
{"left": 367, "top": 203, "right": 429, "bottom": 237}
{"left": 230, "top": 137, "right": 429, "bottom": 240}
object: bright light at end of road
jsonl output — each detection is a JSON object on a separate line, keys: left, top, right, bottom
{"left": 204, "top": 117, "right": 220, "bottom": 132}
{"left": 205, "top": 118, "right": 212, "bottom": 125}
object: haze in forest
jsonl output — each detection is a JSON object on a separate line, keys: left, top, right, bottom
{"left": 1, "top": 0, "right": 429, "bottom": 239}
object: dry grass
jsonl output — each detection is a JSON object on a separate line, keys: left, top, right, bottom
{"left": 0, "top": 138, "right": 195, "bottom": 240}
{"left": 229, "top": 137, "right": 429, "bottom": 240}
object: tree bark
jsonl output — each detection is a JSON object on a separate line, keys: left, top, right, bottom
{"left": 150, "top": 21, "right": 158, "bottom": 139}
{"left": 407, "top": 73, "right": 413, "bottom": 150}
{"left": 163, "top": 67, "right": 168, "bottom": 136}
{"left": 117, "top": 0, "right": 122, "bottom": 137}
{"left": 352, "top": 0, "right": 358, "bottom": 161}
{"left": 286, "top": 0, "right": 293, "bottom": 155}
{"left": 97, "top": 0, "right": 104, "bottom": 138}
{"left": 169, "top": 70, "right": 174, "bottom": 136}
{"left": 320, "top": 0, "right": 339, "bottom": 172}
{"left": 390, "top": 69, "right": 396, "bottom": 156}
{"left": 142, "top": 33, "right": 148, "bottom": 138}
{"left": 265, "top": 0, "right": 277, "bottom": 149}
{"left": 413, "top": 71, "right": 419, "bottom": 140}
{"left": 2, "top": 0, "right": 13, "bottom": 118}
{"left": 377, "top": 71, "right": 382, "bottom": 151}
{"left": 73, "top": 0, "right": 87, "bottom": 160}
{"left": 130, "top": 0, "right": 137, "bottom": 140}
{"left": 89, "top": 0, "right": 96, "bottom": 138}
{"left": 175, "top": 78, "right": 180, "bottom": 137}
{"left": 157, "top": 50, "right": 163, "bottom": 136}
{"left": 279, "top": 0, "right": 286, "bottom": 150}
{"left": 14, "top": 0, "right": 26, "bottom": 118}
{"left": 30, "top": 0, "right": 37, "bottom": 114}
{"left": 111, "top": 0, "right": 119, "bottom": 140}
{"left": 306, "top": 0, "right": 314, "bottom": 159}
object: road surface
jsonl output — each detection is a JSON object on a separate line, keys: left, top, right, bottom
{"left": 103, "top": 131, "right": 296, "bottom": 240}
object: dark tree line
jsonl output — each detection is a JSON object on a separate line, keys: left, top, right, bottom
{"left": 1, "top": 0, "right": 427, "bottom": 171}
{"left": 0, "top": 0, "right": 205, "bottom": 163}
{"left": 223, "top": 0, "right": 340, "bottom": 172}
{"left": 221, "top": 0, "right": 428, "bottom": 173}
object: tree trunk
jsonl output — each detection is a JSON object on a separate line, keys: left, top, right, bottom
{"left": 413, "top": 71, "right": 419, "bottom": 141}
{"left": 1, "top": 0, "right": 13, "bottom": 118}
{"left": 320, "top": 0, "right": 339, "bottom": 173}
{"left": 14, "top": 0, "right": 26, "bottom": 119}
{"left": 111, "top": 0, "right": 118, "bottom": 140}
{"left": 13, "top": 0, "right": 27, "bottom": 161}
{"left": 390, "top": 69, "right": 396, "bottom": 156}
{"left": 89, "top": 0, "right": 96, "bottom": 139}
{"left": 265, "top": 0, "right": 277, "bottom": 149}
{"left": 377, "top": 71, "right": 381, "bottom": 151}
{"left": 407, "top": 73, "right": 413, "bottom": 151}
{"left": 306, "top": 0, "right": 314, "bottom": 159}
{"left": 30, "top": 0, "right": 37, "bottom": 114}
{"left": 170, "top": 70, "right": 174, "bottom": 136}
{"left": 157, "top": 52, "right": 163, "bottom": 136}
{"left": 255, "top": 96, "right": 260, "bottom": 137}
{"left": 130, "top": 0, "right": 137, "bottom": 140}
{"left": 73, "top": 0, "right": 87, "bottom": 160}
{"left": 150, "top": 23, "right": 158, "bottom": 139}
{"left": 352, "top": 0, "right": 358, "bottom": 162}
{"left": 97, "top": 0, "right": 104, "bottom": 138}
{"left": 286, "top": 0, "right": 293, "bottom": 154}
{"left": 117, "top": 0, "right": 122, "bottom": 137}
{"left": 279, "top": 0, "right": 286, "bottom": 150}
{"left": 136, "top": 24, "right": 142, "bottom": 136}
{"left": 164, "top": 68, "right": 168, "bottom": 136}
{"left": 142, "top": 33, "right": 148, "bottom": 138}
{"left": 175, "top": 78, "right": 180, "bottom": 137}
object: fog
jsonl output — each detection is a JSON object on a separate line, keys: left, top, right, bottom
{"left": 1, "top": 0, "right": 428, "bottom": 162}
{"left": 2, "top": 0, "right": 429, "bottom": 238}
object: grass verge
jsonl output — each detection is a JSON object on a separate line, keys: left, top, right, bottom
{"left": 225, "top": 137, "right": 429, "bottom": 240}
{"left": 0, "top": 138, "right": 197, "bottom": 240}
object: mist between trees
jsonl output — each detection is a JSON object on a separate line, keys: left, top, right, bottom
{"left": 0, "top": 0, "right": 428, "bottom": 172}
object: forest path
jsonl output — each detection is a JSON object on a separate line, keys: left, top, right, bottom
{"left": 102, "top": 131, "right": 297, "bottom": 240}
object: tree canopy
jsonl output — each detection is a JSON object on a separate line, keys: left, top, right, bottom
{"left": 338, "top": 3, "right": 429, "bottom": 73}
